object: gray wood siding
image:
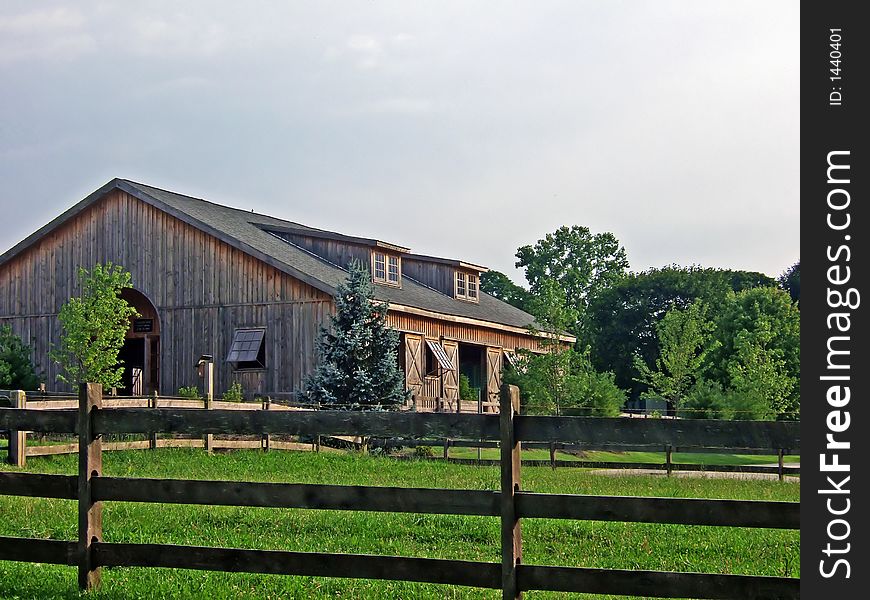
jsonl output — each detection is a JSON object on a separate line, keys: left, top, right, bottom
{"left": 401, "top": 258, "right": 457, "bottom": 297}
{"left": 0, "top": 190, "right": 332, "bottom": 398}
{"left": 274, "top": 233, "right": 371, "bottom": 271}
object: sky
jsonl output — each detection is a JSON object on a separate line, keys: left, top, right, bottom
{"left": 0, "top": 1, "right": 799, "bottom": 283}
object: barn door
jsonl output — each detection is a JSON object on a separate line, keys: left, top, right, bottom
{"left": 441, "top": 340, "right": 459, "bottom": 408}
{"left": 404, "top": 334, "right": 424, "bottom": 398}
{"left": 485, "top": 347, "right": 503, "bottom": 413}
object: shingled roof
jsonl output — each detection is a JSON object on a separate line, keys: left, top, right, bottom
{"left": 1, "top": 178, "right": 550, "bottom": 336}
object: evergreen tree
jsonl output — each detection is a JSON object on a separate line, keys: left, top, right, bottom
{"left": 305, "top": 260, "right": 408, "bottom": 410}
{"left": 0, "top": 325, "right": 42, "bottom": 390}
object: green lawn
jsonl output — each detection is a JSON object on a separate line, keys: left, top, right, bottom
{"left": 1, "top": 449, "right": 799, "bottom": 599}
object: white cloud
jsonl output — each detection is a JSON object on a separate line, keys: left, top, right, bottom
{"left": 0, "top": 7, "right": 94, "bottom": 64}
{"left": 0, "top": 7, "right": 84, "bottom": 33}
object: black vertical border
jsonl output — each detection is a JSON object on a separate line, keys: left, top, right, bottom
{"left": 801, "top": 3, "right": 868, "bottom": 597}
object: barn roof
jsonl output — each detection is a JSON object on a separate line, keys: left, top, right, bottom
{"left": 1, "top": 179, "right": 558, "bottom": 338}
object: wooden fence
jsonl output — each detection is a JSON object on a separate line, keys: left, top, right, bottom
{"left": 0, "top": 384, "right": 800, "bottom": 598}
{"left": 3, "top": 390, "right": 799, "bottom": 480}
{"left": 373, "top": 438, "right": 798, "bottom": 480}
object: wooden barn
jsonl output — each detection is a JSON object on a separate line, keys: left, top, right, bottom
{"left": 0, "top": 179, "right": 571, "bottom": 408}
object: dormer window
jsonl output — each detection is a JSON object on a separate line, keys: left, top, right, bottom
{"left": 455, "top": 271, "right": 479, "bottom": 302}
{"left": 372, "top": 251, "right": 401, "bottom": 286}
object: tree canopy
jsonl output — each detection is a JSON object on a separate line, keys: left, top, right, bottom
{"left": 586, "top": 265, "right": 775, "bottom": 399}
{"left": 515, "top": 225, "right": 629, "bottom": 340}
{"left": 778, "top": 260, "right": 800, "bottom": 304}
{"left": 479, "top": 270, "right": 531, "bottom": 312}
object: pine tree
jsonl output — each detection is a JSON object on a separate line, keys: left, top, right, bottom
{"left": 305, "top": 260, "right": 408, "bottom": 410}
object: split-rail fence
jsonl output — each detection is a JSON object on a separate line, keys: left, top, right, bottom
{"left": 1, "top": 383, "right": 799, "bottom": 598}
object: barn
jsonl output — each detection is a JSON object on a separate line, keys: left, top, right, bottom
{"left": 0, "top": 179, "right": 570, "bottom": 408}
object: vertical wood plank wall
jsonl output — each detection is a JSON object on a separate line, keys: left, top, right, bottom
{"left": 0, "top": 190, "right": 332, "bottom": 397}
{"left": 401, "top": 259, "right": 457, "bottom": 298}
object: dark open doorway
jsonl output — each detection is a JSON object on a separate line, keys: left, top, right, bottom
{"left": 118, "top": 288, "right": 160, "bottom": 395}
{"left": 458, "top": 343, "right": 485, "bottom": 405}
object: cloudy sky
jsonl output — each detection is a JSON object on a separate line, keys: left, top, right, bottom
{"left": 0, "top": 1, "right": 799, "bottom": 282}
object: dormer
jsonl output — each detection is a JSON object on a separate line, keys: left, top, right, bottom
{"left": 261, "top": 224, "right": 409, "bottom": 286}
{"left": 402, "top": 254, "right": 487, "bottom": 301}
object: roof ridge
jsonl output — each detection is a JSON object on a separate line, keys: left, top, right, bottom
{"left": 121, "top": 179, "right": 312, "bottom": 229}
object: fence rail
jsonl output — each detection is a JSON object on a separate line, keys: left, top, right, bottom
{"left": 1, "top": 384, "right": 800, "bottom": 598}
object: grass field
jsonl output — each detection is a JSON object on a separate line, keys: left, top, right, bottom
{"left": 1, "top": 449, "right": 799, "bottom": 599}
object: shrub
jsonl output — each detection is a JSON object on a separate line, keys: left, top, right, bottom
{"left": 414, "top": 445, "right": 435, "bottom": 458}
{"left": 177, "top": 386, "right": 201, "bottom": 399}
{"left": 458, "top": 374, "right": 479, "bottom": 402}
{"left": 223, "top": 381, "right": 244, "bottom": 402}
{"left": 678, "top": 379, "right": 735, "bottom": 420}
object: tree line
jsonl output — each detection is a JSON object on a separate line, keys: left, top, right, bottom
{"left": 484, "top": 225, "right": 800, "bottom": 420}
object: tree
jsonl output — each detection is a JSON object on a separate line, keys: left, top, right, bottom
{"left": 586, "top": 266, "right": 775, "bottom": 401}
{"left": 778, "top": 260, "right": 800, "bottom": 304}
{"left": 515, "top": 225, "right": 629, "bottom": 340}
{"left": 50, "top": 263, "right": 138, "bottom": 389}
{"left": 633, "top": 300, "right": 719, "bottom": 413}
{"left": 726, "top": 324, "right": 796, "bottom": 420}
{"left": 706, "top": 286, "right": 800, "bottom": 417}
{"left": 504, "top": 279, "right": 624, "bottom": 416}
{"left": 479, "top": 270, "right": 531, "bottom": 311}
{"left": 0, "top": 325, "right": 42, "bottom": 390}
{"left": 305, "top": 260, "right": 408, "bottom": 409}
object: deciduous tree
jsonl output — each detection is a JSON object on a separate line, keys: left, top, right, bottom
{"left": 479, "top": 270, "right": 531, "bottom": 311}
{"left": 515, "top": 225, "right": 629, "bottom": 340}
{"left": 633, "top": 300, "right": 718, "bottom": 412}
{"left": 50, "top": 263, "right": 138, "bottom": 389}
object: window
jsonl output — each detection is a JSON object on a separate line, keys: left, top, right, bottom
{"left": 374, "top": 253, "right": 386, "bottom": 280}
{"left": 372, "top": 251, "right": 401, "bottom": 286}
{"left": 388, "top": 255, "right": 399, "bottom": 284}
{"left": 226, "top": 328, "right": 266, "bottom": 370}
{"left": 455, "top": 270, "right": 479, "bottom": 302}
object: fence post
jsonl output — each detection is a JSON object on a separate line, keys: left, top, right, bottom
{"left": 778, "top": 449, "right": 784, "bottom": 481}
{"left": 149, "top": 392, "right": 158, "bottom": 450}
{"left": 204, "top": 362, "right": 214, "bottom": 454}
{"left": 500, "top": 384, "right": 522, "bottom": 599}
{"left": 8, "top": 390, "right": 26, "bottom": 467}
{"left": 549, "top": 441, "right": 556, "bottom": 471}
{"left": 78, "top": 383, "right": 103, "bottom": 590}
{"left": 665, "top": 445, "right": 673, "bottom": 477}
{"left": 262, "top": 397, "right": 271, "bottom": 452}
{"left": 443, "top": 438, "right": 450, "bottom": 461}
